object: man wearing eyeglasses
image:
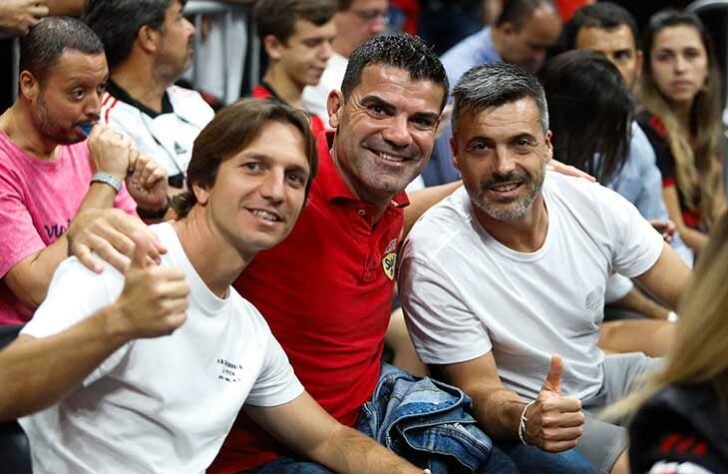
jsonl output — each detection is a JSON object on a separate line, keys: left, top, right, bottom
{"left": 302, "top": 0, "right": 388, "bottom": 121}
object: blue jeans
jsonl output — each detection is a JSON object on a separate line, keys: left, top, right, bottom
{"left": 246, "top": 445, "right": 594, "bottom": 473}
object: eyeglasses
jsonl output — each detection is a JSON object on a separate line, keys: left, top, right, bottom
{"left": 350, "top": 8, "right": 389, "bottom": 24}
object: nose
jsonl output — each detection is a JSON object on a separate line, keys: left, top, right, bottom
{"left": 674, "top": 54, "right": 688, "bottom": 73}
{"left": 185, "top": 16, "right": 196, "bottom": 36}
{"left": 320, "top": 40, "right": 333, "bottom": 62}
{"left": 370, "top": 15, "right": 387, "bottom": 36}
{"left": 259, "top": 169, "right": 285, "bottom": 203}
{"left": 84, "top": 91, "right": 102, "bottom": 117}
{"left": 381, "top": 114, "right": 413, "bottom": 149}
{"left": 494, "top": 148, "right": 516, "bottom": 176}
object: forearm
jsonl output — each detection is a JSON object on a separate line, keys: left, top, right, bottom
{"left": 676, "top": 224, "right": 708, "bottom": 254}
{"left": 310, "top": 425, "right": 422, "bottom": 474}
{"left": 0, "top": 304, "right": 130, "bottom": 420}
{"left": 404, "top": 181, "right": 461, "bottom": 237}
{"left": 5, "top": 183, "right": 120, "bottom": 308}
{"left": 612, "top": 286, "right": 670, "bottom": 319}
{"left": 468, "top": 385, "right": 525, "bottom": 441}
{"left": 48, "top": 0, "right": 86, "bottom": 16}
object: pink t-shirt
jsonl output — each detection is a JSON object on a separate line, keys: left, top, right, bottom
{"left": 0, "top": 131, "right": 137, "bottom": 325}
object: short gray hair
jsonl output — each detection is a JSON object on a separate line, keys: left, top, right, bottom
{"left": 451, "top": 62, "right": 549, "bottom": 134}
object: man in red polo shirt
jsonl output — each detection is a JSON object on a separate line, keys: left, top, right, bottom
{"left": 212, "top": 34, "right": 450, "bottom": 473}
{"left": 251, "top": 0, "right": 337, "bottom": 137}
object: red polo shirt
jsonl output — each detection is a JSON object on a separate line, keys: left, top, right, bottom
{"left": 210, "top": 132, "right": 409, "bottom": 472}
{"left": 251, "top": 83, "right": 327, "bottom": 137}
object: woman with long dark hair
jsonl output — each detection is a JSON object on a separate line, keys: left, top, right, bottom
{"left": 637, "top": 9, "right": 726, "bottom": 255}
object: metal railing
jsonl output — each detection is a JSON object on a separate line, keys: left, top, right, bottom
{"left": 8, "top": 1, "right": 258, "bottom": 104}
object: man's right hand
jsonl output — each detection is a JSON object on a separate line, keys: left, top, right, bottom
{"left": 0, "top": 0, "right": 48, "bottom": 35}
{"left": 524, "top": 354, "right": 585, "bottom": 452}
{"left": 110, "top": 233, "right": 188, "bottom": 339}
{"left": 87, "top": 125, "right": 134, "bottom": 181}
{"left": 67, "top": 209, "right": 166, "bottom": 274}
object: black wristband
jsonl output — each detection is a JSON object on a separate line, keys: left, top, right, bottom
{"left": 137, "top": 196, "right": 170, "bottom": 220}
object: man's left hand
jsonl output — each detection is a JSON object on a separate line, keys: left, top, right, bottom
{"left": 125, "top": 152, "right": 169, "bottom": 215}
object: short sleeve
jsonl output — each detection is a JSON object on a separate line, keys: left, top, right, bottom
{"left": 21, "top": 258, "right": 131, "bottom": 384}
{"left": 0, "top": 165, "right": 45, "bottom": 277}
{"left": 244, "top": 328, "right": 304, "bottom": 407}
{"left": 596, "top": 186, "right": 664, "bottom": 279}
{"left": 398, "top": 253, "right": 491, "bottom": 365}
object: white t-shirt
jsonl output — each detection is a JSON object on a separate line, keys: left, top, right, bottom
{"left": 19, "top": 223, "right": 303, "bottom": 474}
{"left": 399, "top": 172, "right": 664, "bottom": 401}
{"left": 302, "top": 52, "right": 348, "bottom": 121}
{"left": 101, "top": 86, "right": 214, "bottom": 180}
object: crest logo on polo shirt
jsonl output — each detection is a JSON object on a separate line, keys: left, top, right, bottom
{"left": 382, "top": 238, "right": 398, "bottom": 280}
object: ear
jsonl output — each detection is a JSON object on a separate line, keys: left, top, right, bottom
{"left": 327, "top": 90, "right": 344, "bottom": 129}
{"left": 499, "top": 21, "right": 518, "bottom": 37}
{"left": 450, "top": 135, "right": 461, "bottom": 171}
{"left": 137, "top": 24, "right": 161, "bottom": 54}
{"left": 263, "top": 35, "right": 285, "bottom": 60}
{"left": 192, "top": 182, "right": 210, "bottom": 206}
{"left": 544, "top": 130, "right": 554, "bottom": 164}
{"left": 635, "top": 50, "right": 644, "bottom": 80}
{"left": 19, "top": 71, "right": 39, "bottom": 102}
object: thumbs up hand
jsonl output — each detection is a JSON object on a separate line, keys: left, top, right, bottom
{"left": 110, "top": 232, "right": 189, "bottom": 340}
{"left": 522, "top": 354, "right": 585, "bottom": 452}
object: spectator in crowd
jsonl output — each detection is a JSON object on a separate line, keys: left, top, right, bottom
{"left": 252, "top": 0, "right": 337, "bottom": 137}
{"left": 302, "top": 0, "right": 388, "bottom": 121}
{"left": 399, "top": 62, "right": 692, "bottom": 473}
{"left": 83, "top": 0, "right": 215, "bottom": 192}
{"left": 425, "top": 0, "right": 562, "bottom": 187}
{"left": 0, "top": 98, "right": 429, "bottom": 474}
{"left": 0, "top": 17, "right": 169, "bottom": 326}
{"left": 637, "top": 9, "right": 727, "bottom": 256}
{"left": 614, "top": 211, "right": 728, "bottom": 473}
{"left": 211, "top": 34, "right": 591, "bottom": 473}
{"left": 538, "top": 50, "right": 677, "bottom": 356}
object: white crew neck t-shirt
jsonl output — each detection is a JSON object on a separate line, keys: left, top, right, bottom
{"left": 399, "top": 172, "right": 664, "bottom": 401}
{"left": 20, "top": 222, "right": 303, "bottom": 474}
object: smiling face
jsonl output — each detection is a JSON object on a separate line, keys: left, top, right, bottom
{"left": 328, "top": 64, "right": 444, "bottom": 206}
{"left": 25, "top": 50, "right": 108, "bottom": 144}
{"left": 649, "top": 24, "right": 709, "bottom": 109}
{"left": 451, "top": 97, "right": 552, "bottom": 224}
{"left": 194, "top": 120, "right": 311, "bottom": 260}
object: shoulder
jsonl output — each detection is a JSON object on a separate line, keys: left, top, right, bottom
{"left": 404, "top": 187, "right": 474, "bottom": 262}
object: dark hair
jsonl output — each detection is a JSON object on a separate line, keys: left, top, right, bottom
{"left": 172, "top": 98, "right": 319, "bottom": 218}
{"left": 452, "top": 62, "right": 548, "bottom": 134}
{"left": 82, "top": 0, "right": 186, "bottom": 68}
{"left": 20, "top": 17, "right": 105, "bottom": 83}
{"left": 254, "top": 0, "right": 337, "bottom": 44}
{"left": 558, "top": 2, "right": 639, "bottom": 53}
{"left": 337, "top": 0, "right": 353, "bottom": 10}
{"left": 539, "top": 49, "right": 631, "bottom": 184}
{"left": 496, "top": 0, "right": 558, "bottom": 30}
{"left": 341, "top": 34, "right": 449, "bottom": 111}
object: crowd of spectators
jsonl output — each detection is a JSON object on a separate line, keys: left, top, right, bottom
{"left": 0, "top": 1, "right": 726, "bottom": 473}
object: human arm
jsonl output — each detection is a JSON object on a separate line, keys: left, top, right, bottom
{"left": 438, "top": 352, "right": 584, "bottom": 452}
{"left": 0, "top": 235, "right": 188, "bottom": 421}
{"left": 2, "top": 126, "right": 164, "bottom": 308}
{"left": 47, "top": 0, "right": 86, "bottom": 16}
{"left": 634, "top": 241, "right": 691, "bottom": 310}
{"left": 0, "top": 0, "right": 48, "bottom": 35}
{"left": 611, "top": 286, "right": 670, "bottom": 320}
{"left": 662, "top": 186, "right": 708, "bottom": 254}
{"left": 245, "top": 392, "right": 426, "bottom": 474}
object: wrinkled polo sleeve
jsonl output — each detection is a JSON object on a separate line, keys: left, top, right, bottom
{"left": 0, "top": 165, "right": 45, "bottom": 278}
{"left": 244, "top": 319, "right": 304, "bottom": 407}
{"left": 596, "top": 185, "right": 664, "bottom": 279}
{"left": 21, "top": 258, "right": 131, "bottom": 385}
{"left": 399, "top": 253, "right": 491, "bottom": 365}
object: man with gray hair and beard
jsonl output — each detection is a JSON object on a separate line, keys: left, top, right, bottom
{"left": 398, "top": 62, "right": 691, "bottom": 474}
